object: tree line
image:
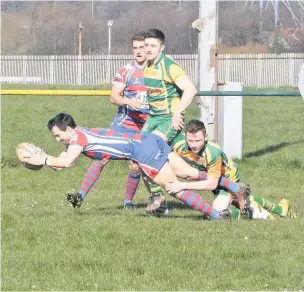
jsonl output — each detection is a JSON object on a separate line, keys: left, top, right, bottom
{"left": 1, "top": 1, "right": 303, "bottom": 55}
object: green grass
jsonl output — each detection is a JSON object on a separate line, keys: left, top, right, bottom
{"left": 2, "top": 93, "right": 304, "bottom": 291}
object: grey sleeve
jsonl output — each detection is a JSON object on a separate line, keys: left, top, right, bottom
{"left": 298, "top": 63, "right": 304, "bottom": 101}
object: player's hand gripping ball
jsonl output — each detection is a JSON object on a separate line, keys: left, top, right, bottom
{"left": 16, "top": 143, "right": 45, "bottom": 171}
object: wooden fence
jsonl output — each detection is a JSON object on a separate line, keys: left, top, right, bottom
{"left": 1, "top": 53, "right": 303, "bottom": 88}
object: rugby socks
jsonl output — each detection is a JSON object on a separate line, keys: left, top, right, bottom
{"left": 219, "top": 177, "right": 240, "bottom": 194}
{"left": 198, "top": 170, "right": 207, "bottom": 180}
{"left": 198, "top": 171, "right": 240, "bottom": 194}
{"left": 231, "top": 207, "right": 242, "bottom": 219}
{"left": 180, "top": 190, "right": 222, "bottom": 220}
{"left": 79, "top": 161, "right": 105, "bottom": 199}
{"left": 149, "top": 183, "right": 163, "bottom": 195}
{"left": 251, "top": 195, "right": 282, "bottom": 216}
{"left": 124, "top": 170, "right": 141, "bottom": 205}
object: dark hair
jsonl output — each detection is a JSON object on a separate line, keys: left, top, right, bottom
{"left": 47, "top": 113, "right": 76, "bottom": 131}
{"left": 145, "top": 29, "right": 165, "bottom": 44}
{"left": 185, "top": 119, "right": 206, "bottom": 135}
{"left": 131, "top": 31, "right": 146, "bottom": 43}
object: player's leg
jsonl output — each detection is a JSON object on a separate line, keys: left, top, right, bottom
{"left": 213, "top": 192, "right": 232, "bottom": 212}
{"left": 229, "top": 187, "right": 278, "bottom": 220}
{"left": 167, "top": 151, "right": 203, "bottom": 180}
{"left": 199, "top": 170, "right": 251, "bottom": 210}
{"left": 167, "top": 153, "right": 249, "bottom": 211}
{"left": 250, "top": 195, "right": 297, "bottom": 218}
{"left": 137, "top": 134, "right": 229, "bottom": 219}
{"left": 67, "top": 159, "right": 110, "bottom": 208}
{"left": 141, "top": 171, "right": 169, "bottom": 214}
{"left": 145, "top": 116, "right": 181, "bottom": 213}
{"left": 142, "top": 115, "right": 170, "bottom": 213}
{"left": 79, "top": 159, "right": 110, "bottom": 200}
{"left": 109, "top": 116, "right": 142, "bottom": 208}
{"left": 124, "top": 160, "right": 141, "bottom": 209}
{"left": 151, "top": 162, "right": 229, "bottom": 220}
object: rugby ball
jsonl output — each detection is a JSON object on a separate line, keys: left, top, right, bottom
{"left": 16, "top": 143, "right": 44, "bottom": 171}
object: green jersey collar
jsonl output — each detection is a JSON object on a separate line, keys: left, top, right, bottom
{"left": 147, "top": 52, "right": 165, "bottom": 67}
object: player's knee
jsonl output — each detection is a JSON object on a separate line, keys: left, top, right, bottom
{"left": 128, "top": 160, "right": 140, "bottom": 172}
{"left": 213, "top": 195, "right": 231, "bottom": 211}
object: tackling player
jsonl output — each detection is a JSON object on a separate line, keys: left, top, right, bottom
{"left": 166, "top": 119, "right": 297, "bottom": 219}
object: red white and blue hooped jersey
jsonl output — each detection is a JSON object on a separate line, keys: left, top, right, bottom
{"left": 68, "top": 127, "right": 171, "bottom": 179}
{"left": 112, "top": 61, "right": 149, "bottom": 131}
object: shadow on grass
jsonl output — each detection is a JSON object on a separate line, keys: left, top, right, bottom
{"left": 243, "top": 139, "right": 304, "bottom": 159}
{"left": 92, "top": 206, "right": 207, "bottom": 220}
{"left": 113, "top": 201, "right": 190, "bottom": 210}
{"left": 137, "top": 213, "right": 208, "bottom": 220}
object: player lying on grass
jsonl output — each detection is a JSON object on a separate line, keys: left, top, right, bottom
{"left": 22, "top": 113, "right": 251, "bottom": 220}
{"left": 166, "top": 119, "right": 297, "bottom": 219}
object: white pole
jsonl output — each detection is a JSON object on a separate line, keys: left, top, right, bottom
{"left": 197, "top": 0, "right": 243, "bottom": 158}
{"left": 91, "top": 0, "right": 94, "bottom": 19}
{"left": 107, "top": 20, "right": 113, "bottom": 55}
{"left": 108, "top": 26, "right": 111, "bottom": 55}
{"left": 198, "top": 0, "right": 217, "bottom": 140}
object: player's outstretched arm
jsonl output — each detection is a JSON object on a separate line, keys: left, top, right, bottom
{"left": 22, "top": 145, "right": 82, "bottom": 169}
{"left": 44, "top": 151, "right": 68, "bottom": 171}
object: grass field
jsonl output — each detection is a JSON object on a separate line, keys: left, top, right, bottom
{"left": 2, "top": 92, "right": 304, "bottom": 291}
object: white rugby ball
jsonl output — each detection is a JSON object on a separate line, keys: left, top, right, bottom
{"left": 16, "top": 143, "right": 44, "bottom": 171}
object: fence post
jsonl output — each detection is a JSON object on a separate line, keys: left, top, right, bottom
{"left": 289, "top": 53, "right": 295, "bottom": 86}
{"left": 49, "top": 56, "right": 54, "bottom": 85}
{"left": 224, "top": 54, "right": 230, "bottom": 82}
{"left": 22, "top": 55, "right": 27, "bottom": 83}
{"left": 77, "top": 55, "right": 82, "bottom": 86}
{"left": 257, "top": 54, "right": 262, "bottom": 88}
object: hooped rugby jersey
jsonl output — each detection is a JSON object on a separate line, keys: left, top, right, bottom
{"left": 144, "top": 52, "right": 186, "bottom": 116}
{"left": 112, "top": 61, "right": 149, "bottom": 130}
{"left": 68, "top": 127, "right": 171, "bottom": 178}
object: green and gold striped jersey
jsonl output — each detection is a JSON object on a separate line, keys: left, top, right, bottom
{"left": 171, "top": 133, "right": 240, "bottom": 181}
{"left": 144, "top": 52, "right": 186, "bottom": 116}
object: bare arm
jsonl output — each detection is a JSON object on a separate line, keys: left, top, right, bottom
{"left": 44, "top": 151, "right": 68, "bottom": 171}
{"left": 165, "top": 176, "right": 220, "bottom": 194}
{"left": 43, "top": 146, "right": 82, "bottom": 168}
{"left": 172, "top": 75, "right": 198, "bottom": 130}
{"left": 23, "top": 145, "right": 82, "bottom": 169}
{"left": 110, "top": 83, "right": 129, "bottom": 106}
{"left": 182, "top": 177, "right": 219, "bottom": 191}
{"left": 110, "top": 83, "right": 142, "bottom": 110}
{"left": 175, "top": 75, "right": 198, "bottom": 113}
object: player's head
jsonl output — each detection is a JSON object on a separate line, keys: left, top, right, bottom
{"left": 131, "top": 31, "right": 147, "bottom": 65}
{"left": 144, "top": 29, "right": 165, "bottom": 63}
{"left": 48, "top": 113, "right": 77, "bottom": 145}
{"left": 185, "top": 120, "right": 207, "bottom": 154}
